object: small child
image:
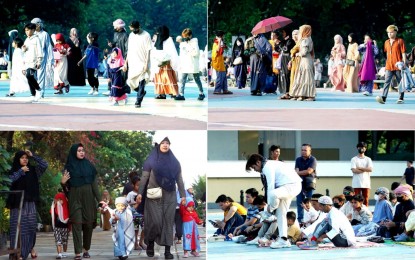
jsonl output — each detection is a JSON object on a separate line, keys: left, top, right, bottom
{"left": 51, "top": 192, "right": 70, "bottom": 259}
{"left": 126, "top": 176, "right": 146, "bottom": 250}
{"left": 110, "top": 197, "right": 135, "bottom": 260}
{"left": 78, "top": 32, "right": 100, "bottom": 95}
{"left": 180, "top": 200, "right": 203, "bottom": 258}
{"left": 53, "top": 33, "right": 71, "bottom": 94}
{"left": 287, "top": 211, "right": 301, "bottom": 244}
{"left": 7, "top": 37, "right": 29, "bottom": 96}
{"left": 108, "top": 47, "right": 128, "bottom": 105}
{"left": 301, "top": 197, "right": 318, "bottom": 228}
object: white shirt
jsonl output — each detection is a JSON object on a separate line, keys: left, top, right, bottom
{"left": 127, "top": 30, "right": 152, "bottom": 81}
{"left": 263, "top": 160, "right": 302, "bottom": 203}
{"left": 351, "top": 155, "right": 373, "bottom": 188}
{"left": 23, "top": 34, "right": 43, "bottom": 69}
{"left": 179, "top": 38, "right": 200, "bottom": 73}
{"left": 340, "top": 201, "right": 354, "bottom": 217}
{"left": 302, "top": 210, "right": 327, "bottom": 237}
{"left": 326, "top": 207, "right": 356, "bottom": 246}
{"left": 303, "top": 206, "right": 319, "bottom": 225}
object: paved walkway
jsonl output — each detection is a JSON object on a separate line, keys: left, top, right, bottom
{"left": 208, "top": 87, "right": 415, "bottom": 130}
{"left": 206, "top": 210, "right": 414, "bottom": 260}
{"left": 0, "top": 79, "right": 207, "bottom": 130}
{"left": 0, "top": 226, "right": 206, "bottom": 260}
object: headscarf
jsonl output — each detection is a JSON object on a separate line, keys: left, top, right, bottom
{"left": 6, "top": 151, "right": 40, "bottom": 209}
{"left": 115, "top": 197, "right": 127, "bottom": 206}
{"left": 359, "top": 40, "right": 377, "bottom": 82}
{"left": 109, "top": 47, "right": 125, "bottom": 69}
{"left": 143, "top": 137, "right": 181, "bottom": 191}
{"left": 31, "top": 17, "right": 44, "bottom": 29}
{"left": 69, "top": 28, "right": 80, "bottom": 46}
{"left": 334, "top": 34, "right": 343, "bottom": 44}
{"left": 113, "top": 19, "right": 126, "bottom": 29}
{"left": 64, "top": 143, "right": 97, "bottom": 187}
{"left": 298, "top": 24, "right": 314, "bottom": 58}
{"left": 376, "top": 187, "right": 390, "bottom": 200}
{"left": 232, "top": 37, "right": 245, "bottom": 62}
{"left": 55, "top": 33, "right": 66, "bottom": 44}
{"left": 51, "top": 192, "right": 69, "bottom": 228}
{"left": 186, "top": 200, "right": 195, "bottom": 207}
{"left": 154, "top": 25, "right": 170, "bottom": 50}
{"left": 394, "top": 185, "right": 412, "bottom": 196}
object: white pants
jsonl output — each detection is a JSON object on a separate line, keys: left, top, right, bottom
{"left": 268, "top": 182, "right": 301, "bottom": 238}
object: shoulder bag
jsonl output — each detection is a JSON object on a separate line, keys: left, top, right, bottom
{"left": 233, "top": 57, "right": 243, "bottom": 65}
{"left": 147, "top": 187, "right": 162, "bottom": 199}
{"left": 345, "top": 59, "right": 355, "bottom": 67}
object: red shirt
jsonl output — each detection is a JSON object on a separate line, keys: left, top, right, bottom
{"left": 384, "top": 37, "right": 406, "bottom": 71}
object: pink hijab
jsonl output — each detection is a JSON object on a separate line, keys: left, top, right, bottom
{"left": 109, "top": 47, "right": 125, "bottom": 69}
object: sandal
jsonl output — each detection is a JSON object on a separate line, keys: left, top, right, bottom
{"left": 305, "top": 97, "right": 315, "bottom": 101}
{"left": 82, "top": 252, "right": 91, "bottom": 258}
{"left": 176, "top": 239, "right": 182, "bottom": 244}
{"left": 279, "top": 94, "right": 290, "bottom": 100}
{"left": 74, "top": 256, "right": 81, "bottom": 260}
{"left": 30, "top": 250, "right": 38, "bottom": 258}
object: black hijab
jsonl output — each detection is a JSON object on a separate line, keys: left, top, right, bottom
{"left": 143, "top": 137, "right": 181, "bottom": 191}
{"left": 6, "top": 151, "right": 40, "bottom": 209}
{"left": 8, "top": 30, "right": 19, "bottom": 61}
{"left": 154, "top": 25, "right": 170, "bottom": 50}
{"left": 232, "top": 37, "right": 245, "bottom": 61}
{"left": 64, "top": 143, "right": 97, "bottom": 187}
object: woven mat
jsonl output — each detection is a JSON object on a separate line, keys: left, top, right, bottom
{"left": 318, "top": 241, "right": 383, "bottom": 250}
{"left": 393, "top": 241, "right": 415, "bottom": 247}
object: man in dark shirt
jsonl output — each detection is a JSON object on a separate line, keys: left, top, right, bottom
{"left": 295, "top": 143, "right": 317, "bottom": 223}
{"left": 400, "top": 160, "right": 415, "bottom": 190}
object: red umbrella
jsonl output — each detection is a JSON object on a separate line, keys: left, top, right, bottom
{"left": 251, "top": 16, "right": 293, "bottom": 35}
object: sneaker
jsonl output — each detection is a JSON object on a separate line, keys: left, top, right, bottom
{"left": 33, "top": 90, "right": 41, "bottom": 102}
{"left": 190, "top": 251, "right": 200, "bottom": 257}
{"left": 56, "top": 254, "right": 62, "bottom": 259}
{"left": 198, "top": 93, "right": 205, "bottom": 101}
{"left": 297, "top": 240, "right": 318, "bottom": 250}
{"left": 93, "top": 91, "right": 99, "bottom": 96}
{"left": 5, "top": 93, "right": 15, "bottom": 97}
{"left": 88, "top": 89, "right": 94, "bottom": 95}
{"left": 64, "top": 85, "right": 70, "bottom": 93}
{"left": 376, "top": 96, "right": 385, "bottom": 104}
{"left": 270, "top": 238, "right": 291, "bottom": 249}
{"left": 232, "top": 235, "right": 247, "bottom": 243}
{"left": 174, "top": 95, "right": 185, "bottom": 101}
{"left": 102, "top": 91, "right": 111, "bottom": 96}
{"left": 207, "top": 234, "right": 225, "bottom": 242}
{"left": 246, "top": 237, "right": 260, "bottom": 245}
{"left": 62, "top": 253, "right": 67, "bottom": 258}
{"left": 183, "top": 252, "right": 189, "bottom": 258}
{"left": 135, "top": 101, "right": 141, "bottom": 108}
{"left": 363, "top": 91, "right": 373, "bottom": 96}
{"left": 394, "top": 232, "right": 409, "bottom": 242}
{"left": 396, "top": 99, "right": 404, "bottom": 104}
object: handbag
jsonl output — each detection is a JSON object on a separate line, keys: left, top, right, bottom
{"left": 345, "top": 59, "right": 355, "bottom": 66}
{"left": 147, "top": 187, "right": 162, "bottom": 199}
{"left": 303, "top": 175, "right": 316, "bottom": 191}
{"left": 233, "top": 57, "right": 243, "bottom": 65}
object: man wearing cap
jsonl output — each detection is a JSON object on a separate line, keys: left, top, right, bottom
{"left": 376, "top": 25, "right": 407, "bottom": 104}
{"left": 105, "top": 19, "right": 129, "bottom": 96}
{"left": 31, "top": 17, "right": 54, "bottom": 98}
{"left": 372, "top": 187, "right": 393, "bottom": 224}
{"left": 351, "top": 141, "right": 373, "bottom": 207}
{"left": 299, "top": 196, "right": 356, "bottom": 249}
{"left": 246, "top": 154, "right": 302, "bottom": 249}
{"left": 381, "top": 185, "right": 414, "bottom": 239}
{"left": 211, "top": 30, "right": 232, "bottom": 95}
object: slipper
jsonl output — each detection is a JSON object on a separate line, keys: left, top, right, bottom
{"left": 138, "top": 244, "right": 147, "bottom": 250}
{"left": 82, "top": 252, "right": 91, "bottom": 258}
{"left": 213, "top": 92, "right": 222, "bottom": 94}
{"left": 30, "top": 251, "right": 38, "bottom": 258}
{"left": 74, "top": 256, "right": 82, "bottom": 260}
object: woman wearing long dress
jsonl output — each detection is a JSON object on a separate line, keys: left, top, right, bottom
{"left": 231, "top": 37, "right": 247, "bottom": 89}
{"left": 280, "top": 29, "right": 299, "bottom": 100}
{"left": 8, "top": 37, "right": 30, "bottom": 96}
{"left": 67, "top": 28, "right": 86, "bottom": 86}
{"left": 330, "top": 34, "right": 346, "bottom": 91}
{"left": 289, "top": 25, "right": 316, "bottom": 101}
{"left": 358, "top": 34, "right": 378, "bottom": 96}
{"left": 343, "top": 33, "right": 360, "bottom": 93}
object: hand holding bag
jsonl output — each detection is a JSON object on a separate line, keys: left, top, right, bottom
{"left": 147, "top": 187, "right": 162, "bottom": 199}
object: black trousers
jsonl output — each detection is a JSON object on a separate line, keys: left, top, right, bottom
{"left": 26, "top": 68, "right": 40, "bottom": 96}
{"left": 87, "top": 68, "right": 99, "bottom": 89}
{"left": 135, "top": 79, "right": 146, "bottom": 104}
{"left": 174, "top": 208, "right": 183, "bottom": 240}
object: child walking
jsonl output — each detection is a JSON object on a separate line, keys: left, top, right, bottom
{"left": 22, "top": 23, "right": 43, "bottom": 102}
{"left": 51, "top": 192, "right": 70, "bottom": 259}
{"left": 126, "top": 176, "right": 146, "bottom": 250}
{"left": 7, "top": 37, "right": 29, "bottom": 96}
{"left": 108, "top": 47, "right": 128, "bottom": 105}
{"left": 78, "top": 32, "right": 100, "bottom": 95}
{"left": 53, "top": 33, "right": 71, "bottom": 94}
{"left": 180, "top": 200, "right": 203, "bottom": 258}
{"left": 110, "top": 197, "right": 135, "bottom": 260}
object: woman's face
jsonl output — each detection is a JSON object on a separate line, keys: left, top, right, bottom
{"left": 159, "top": 141, "right": 170, "bottom": 153}
{"left": 76, "top": 146, "right": 85, "bottom": 159}
{"left": 348, "top": 36, "right": 352, "bottom": 42}
{"left": 19, "top": 154, "right": 29, "bottom": 166}
{"left": 111, "top": 50, "right": 117, "bottom": 59}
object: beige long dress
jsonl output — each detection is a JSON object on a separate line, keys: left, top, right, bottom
{"left": 343, "top": 42, "right": 360, "bottom": 93}
{"left": 290, "top": 37, "right": 315, "bottom": 99}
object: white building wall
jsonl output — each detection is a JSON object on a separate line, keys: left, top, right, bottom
{"left": 208, "top": 131, "right": 239, "bottom": 160}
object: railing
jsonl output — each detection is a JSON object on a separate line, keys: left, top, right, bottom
{"left": 0, "top": 190, "right": 25, "bottom": 259}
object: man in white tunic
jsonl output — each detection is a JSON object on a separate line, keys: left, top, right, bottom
{"left": 31, "top": 18, "right": 54, "bottom": 98}
{"left": 122, "top": 21, "right": 152, "bottom": 108}
{"left": 246, "top": 154, "right": 302, "bottom": 249}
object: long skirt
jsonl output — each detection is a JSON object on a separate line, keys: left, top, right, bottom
{"left": 10, "top": 202, "right": 37, "bottom": 260}
{"left": 154, "top": 63, "right": 179, "bottom": 96}
{"left": 53, "top": 56, "right": 69, "bottom": 87}
{"left": 182, "top": 220, "right": 200, "bottom": 252}
{"left": 234, "top": 64, "right": 247, "bottom": 88}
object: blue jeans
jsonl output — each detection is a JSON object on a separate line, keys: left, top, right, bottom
{"left": 214, "top": 213, "right": 244, "bottom": 236}
{"left": 180, "top": 73, "right": 204, "bottom": 95}
{"left": 296, "top": 189, "right": 314, "bottom": 222}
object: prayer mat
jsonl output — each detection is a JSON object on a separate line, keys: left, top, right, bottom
{"left": 394, "top": 241, "right": 415, "bottom": 247}
{"left": 317, "top": 241, "right": 383, "bottom": 250}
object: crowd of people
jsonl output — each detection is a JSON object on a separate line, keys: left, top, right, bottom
{"left": 3, "top": 18, "right": 207, "bottom": 107}
{"left": 209, "top": 24, "right": 415, "bottom": 103}
{"left": 208, "top": 142, "right": 415, "bottom": 251}
{"left": 6, "top": 137, "right": 204, "bottom": 259}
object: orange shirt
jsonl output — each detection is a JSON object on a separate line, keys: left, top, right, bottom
{"left": 384, "top": 37, "right": 406, "bottom": 71}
